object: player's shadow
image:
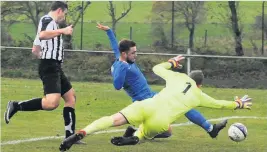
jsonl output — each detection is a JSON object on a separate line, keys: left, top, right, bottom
{"left": 143, "top": 138, "right": 171, "bottom": 144}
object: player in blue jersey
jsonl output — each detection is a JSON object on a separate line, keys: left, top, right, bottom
{"left": 96, "top": 23, "right": 226, "bottom": 139}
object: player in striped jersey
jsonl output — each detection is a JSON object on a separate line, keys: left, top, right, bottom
{"left": 4, "top": 1, "right": 84, "bottom": 144}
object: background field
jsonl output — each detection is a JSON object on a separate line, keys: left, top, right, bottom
{"left": 1, "top": 78, "right": 267, "bottom": 152}
{"left": 5, "top": 1, "right": 266, "bottom": 52}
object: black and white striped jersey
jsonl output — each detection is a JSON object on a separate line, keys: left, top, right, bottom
{"left": 36, "top": 14, "right": 64, "bottom": 62}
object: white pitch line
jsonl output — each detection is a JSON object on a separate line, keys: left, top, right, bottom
{"left": 1, "top": 116, "right": 266, "bottom": 146}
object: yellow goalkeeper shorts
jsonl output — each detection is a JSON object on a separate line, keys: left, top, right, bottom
{"left": 120, "top": 98, "right": 170, "bottom": 139}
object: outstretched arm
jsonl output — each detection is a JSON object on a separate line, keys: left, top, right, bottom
{"left": 199, "top": 92, "right": 238, "bottom": 109}
{"left": 97, "top": 23, "right": 120, "bottom": 59}
{"left": 199, "top": 92, "right": 252, "bottom": 110}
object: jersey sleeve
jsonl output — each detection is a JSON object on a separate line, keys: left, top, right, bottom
{"left": 39, "top": 16, "right": 53, "bottom": 31}
{"left": 198, "top": 92, "right": 237, "bottom": 109}
{"left": 106, "top": 29, "right": 120, "bottom": 59}
{"left": 152, "top": 62, "right": 176, "bottom": 80}
{"left": 112, "top": 62, "right": 129, "bottom": 90}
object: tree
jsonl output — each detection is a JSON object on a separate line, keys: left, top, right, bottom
{"left": 150, "top": 2, "right": 205, "bottom": 50}
{"left": 1, "top": 1, "right": 51, "bottom": 31}
{"left": 210, "top": 2, "right": 244, "bottom": 56}
{"left": 254, "top": 15, "right": 267, "bottom": 39}
{"left": 59, "top": 1, "right": 91, "bottom": 49}
{"left": 250, "top": 15, "right": 267, "bottom": 55}
{"left": 174, "top": 2, "right": 205, "bottom": 49}
{"left": 1, "top": 25, "right": 13, "bottom": 46}
{"left": 1, "top": 1, "right": 51, "bottom": 42}
{"left": 228, "top": 1, "right": 243, "bottom": 56}
{"left": 150, "top": 2, "right": 170, "bottom": 49}
{"left": 1, "top": 1, "right": 91, "bottom": 49}
{"left": 107, "top": 1, "right": 132, "bottom": 35}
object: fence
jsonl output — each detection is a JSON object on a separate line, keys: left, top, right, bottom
{"left": 1, "top": 46, "right": 267, "bottom": 89}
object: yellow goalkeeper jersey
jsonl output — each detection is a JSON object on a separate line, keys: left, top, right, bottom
{"left": 151, "top": 62, "right": 237, "bottom": 123}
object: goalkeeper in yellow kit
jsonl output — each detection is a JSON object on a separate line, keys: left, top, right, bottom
{"left": 59, "top": 55, "right": 252, "bottom": 151}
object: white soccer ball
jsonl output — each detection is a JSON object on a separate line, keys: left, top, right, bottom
{"left": 228, "top": 123, "right": 248, "bottom": 142}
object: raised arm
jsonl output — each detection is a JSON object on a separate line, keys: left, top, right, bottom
{"left": 38, "top": 17, "right": 73, "bottom": 40}
{"left": 152, "top": 55, "right": 185, "bottom": 80}
{"left": 96, "top": 23, "right": 120, "bottom": 59}
{"left": 152, "top": 62, "right": 174, "bottom": 80}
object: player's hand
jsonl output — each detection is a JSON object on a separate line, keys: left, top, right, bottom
{"left": 62, "top": 25, "right": 73, "bottom": 35}
{"left": 168, "top": 55, "right": 185, "bottom": 69}
{"left": 96, "top": 23, "right": 110, "bottom": 31}
{"left": 32, "top": 45, "right": 42, "bottom": 59}
{"left": 235, "top": 95, "right": 252, "bottom": 110}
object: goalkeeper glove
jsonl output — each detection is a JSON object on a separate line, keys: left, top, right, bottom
{"left": 168, "top": 55, "right": 184, "bottom": 69}
{"left": 235, "top": 95, "right": 252, "bottom": 110}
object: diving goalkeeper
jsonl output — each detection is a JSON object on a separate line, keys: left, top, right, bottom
{"left": 59, "top": 55, "right": 252, "bottom": 151}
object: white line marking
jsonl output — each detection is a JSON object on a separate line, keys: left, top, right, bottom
{"left": 1, "top": 116, "right": 266, "bottom": 146}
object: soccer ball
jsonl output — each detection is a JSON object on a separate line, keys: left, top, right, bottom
{"left": 228, "top": 123, "right": 248, "bottom": 142}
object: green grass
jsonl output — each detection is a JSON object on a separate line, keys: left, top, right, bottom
{"left": 1, "top": 78, "right": 267, "bottom": 152}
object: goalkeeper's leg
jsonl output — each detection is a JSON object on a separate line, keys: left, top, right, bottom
{"left": 153, "top": 125, "right": 172, "bottom": 138}
{"left": 140, "top": 116, "right": 170, "bottom": 140}
{"left": 59, "top": 113, "right": 128, "bottom": 151}
{"left": 123, "top": 124, "right": 173, "bottom": 139}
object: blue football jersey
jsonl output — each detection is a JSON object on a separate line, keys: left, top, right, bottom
{"left": 106, "top": 29, "right": 156, "bottom": 102}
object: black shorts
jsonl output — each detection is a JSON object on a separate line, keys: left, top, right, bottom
{"left": 38, "top": 59, "right": 72, "bottom": 96}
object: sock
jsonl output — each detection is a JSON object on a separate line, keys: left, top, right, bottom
{"left": 81, "top": 116, "right": 113, "bottom": 135}
{"left": 184, "top": 109, "right": 212, "bottom": 132}
{"left": 205, "top": 122, "right": 213, "bottom": 132}
{"left": 18, "top": 98, "right": 43, "bottom": 111}
{"left": 63, "top": 107, "right": 76, "bottom": 138}
{"left": 133, "top": 124, "right": 144, "bottom": 140}
{"left": 133, "top": 129, "right": 143, "bottom": 140}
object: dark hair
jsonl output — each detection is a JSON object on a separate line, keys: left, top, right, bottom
{"left": 119, "top": 39, "right": 136, "bottom": 53}
{"left": 189, "top": 70, "right": 204, "bottom": 86}
{"left": 51, "top": 1, "right": 68, "bottom": 11}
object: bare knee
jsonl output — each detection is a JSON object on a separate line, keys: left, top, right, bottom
{"left": 62, "top": 89, "right": 76, "bottom": 108}
{"left": 46, "top": 99, "right": 60, "bottom": 110}
{"left": 111, "top": 113, "right": 128, "bottom": 126}
{"left": 64, "top": 95, "right": 75, "bottom": 107}
{"left": 42, "top": 94, "right": 61, "bottom": 110}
